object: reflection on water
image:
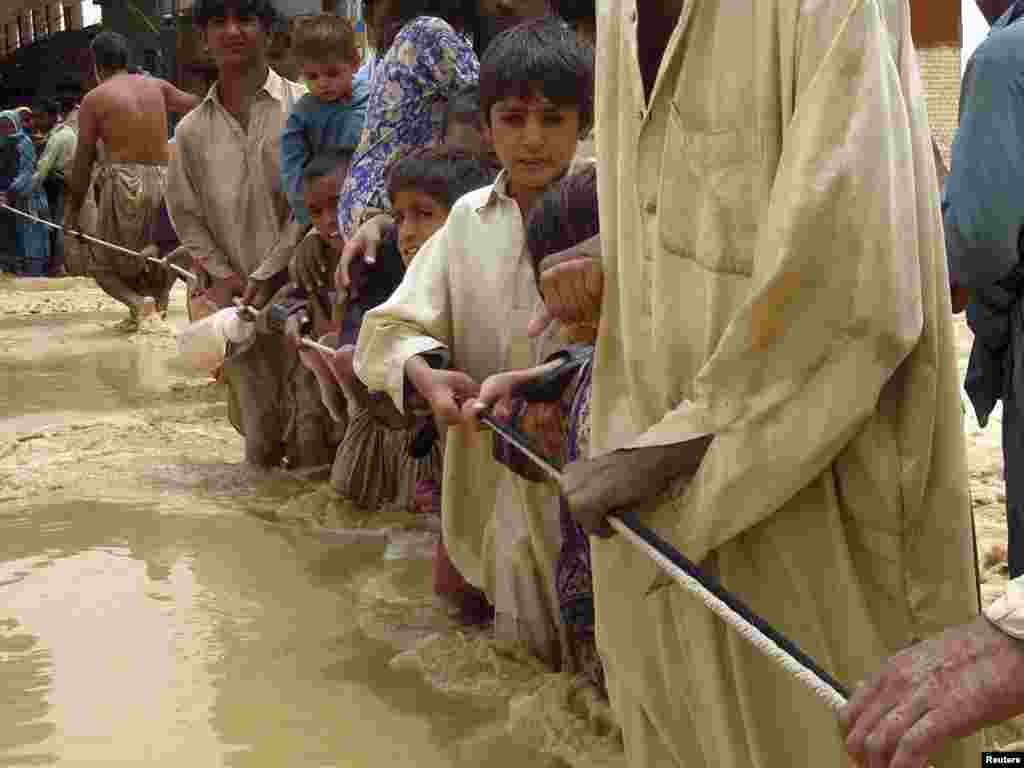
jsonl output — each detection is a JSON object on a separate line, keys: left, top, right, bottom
{"left": 0, "top": 283, "right": 610, "bottom": 767}
{"left": 0, "top": 501, "right": 547, "bottom": 767}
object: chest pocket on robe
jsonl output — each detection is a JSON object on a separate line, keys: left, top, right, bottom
{"left": 659, "top": 103, "right": 760, "bottom": 277}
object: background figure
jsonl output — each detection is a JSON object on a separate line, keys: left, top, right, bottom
{"left": 65, "top": 30, "right": 200, "bottom": 326}
{"left": 34, "top": 99, "right": 79, "bottom": 277}
{"left": 0, "top": 110, "right": 50, "bottom": 276}
{"left": 945, "top": 0, "right": 1024, "bottom": 578}
{"left": 0, "top": 109, "right": 19, "bottom": 273}
{"left": 336, "top": 0, "right": 480, "bottom": 242}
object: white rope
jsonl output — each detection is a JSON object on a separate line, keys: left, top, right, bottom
{"left": 1, "top": 202, "right": 197, "bottom": 283}
{"left": 608, "top": 516, "right": 847, "bottom": 712}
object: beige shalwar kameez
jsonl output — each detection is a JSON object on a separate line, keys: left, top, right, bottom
{"left": 91, "top": 160, "right": 172, "bottom": 303}
{"left": 167, "top": 69, "right": 335, "bottom": 468}
{"left": 589, "top": 1, "right": 981, "bottom": 766}
{"left": 355, "top": 173, "right": 565, "bottom": 664}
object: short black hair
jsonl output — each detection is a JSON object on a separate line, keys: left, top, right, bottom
{"left": 33, "top": 99, "right": 60, "bottom": 117}
{"left": 550, "top": 0, "right": 595, "bottom": 23}
{"left": 91, "top": 31, "right": 132, "bottom": 74}
{"left": 386, "top": 145, "right": 497, "bottom": 210}
{"left": 525, "top": 163, "right": 598, "bottom": 282}
{"left": 303, "top": 148, "right": 355, "bottom": 184}
{"left": 191, "top": 0, "right": 278, "bottom": 30}
{"left": 479, "top": 16, "right": 594, "bottom": 136}
{"left": 443, "top": 84, "right": 482, "bottom": 134}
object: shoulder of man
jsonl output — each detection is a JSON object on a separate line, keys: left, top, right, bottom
{"left": 973, "top": 13, "right": 1024, "bottom": 69}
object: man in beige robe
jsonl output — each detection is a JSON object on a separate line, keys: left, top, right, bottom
{"left": 544, "top": 1, "right": 982, "bottom": 765}
{"left": 166, "top": 0, "right": 334, "bottom": 470}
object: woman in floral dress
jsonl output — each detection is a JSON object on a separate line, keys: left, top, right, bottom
{"left": 336, "top": 1, "right": 480, "bottom": 241}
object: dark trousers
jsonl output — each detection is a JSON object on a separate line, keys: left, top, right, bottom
{"left": 44, "top": 178, "right": 65, "bottom": 276}
{"left": 1004, "top": 389, "right": 1024, "bottom": 578}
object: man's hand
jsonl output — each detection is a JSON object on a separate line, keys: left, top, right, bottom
{"left": 336, "top": 213, "right": 395, "bottom": 298}
{"left": 292, "top": 238, "right": 331, "bottom": 295}
{"left": 840, "top": 616, "right": 1024, "bottom": 768}
{"left": 0, "top": 191, "right": 9, "bottom": 208}
{"left": 529, "top": 252, "right": 603, "bottom": 338}
{"left": 560, "top": 438, "right": 711, "bottom": 538}
{"left": 206, "top": 273, "right": 245, "bottom": 309}
{"left": 951, "top": 282, "right": 970, "bottom": 315}
{"left": 405, "top": 355, "right": 479, "bottom": 426}
{"left": 241, "top": 277, "right": 275, "bottom": 310}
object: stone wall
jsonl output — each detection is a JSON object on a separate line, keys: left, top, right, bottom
{"left": 918, "top": 44, "right": 962, "bottom": 167}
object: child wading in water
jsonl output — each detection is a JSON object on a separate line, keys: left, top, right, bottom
{"left": 467, "top": 165, "right": 605, "bottom": 691}
{"left": 353, "top": 17, "right": 595, "bottom": 664}
{"left": 297, "top": 146, "right": 495, "bottom": 530}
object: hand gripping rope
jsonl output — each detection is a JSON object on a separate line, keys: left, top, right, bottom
{"left": 1, "top": 202, "right": 197, "bottom": 284}
{"left": 476, "top": 409, "right": 850, "bottom": 712}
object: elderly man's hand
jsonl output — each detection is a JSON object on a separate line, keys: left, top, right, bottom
{"left": 529, "top": 252, "right": 604, "bottom": 338}
{"left": 840, "top": 616, "right": 1024, "bottom": 768}
{"left": 561, "top": 438, "right": 710, "bottom": 538}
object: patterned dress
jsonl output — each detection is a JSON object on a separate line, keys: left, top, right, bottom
{"left": 494, "top": 350, "right": 605, "bottom": 693}
{"left": 336, "top": 16, "right": 479, "bottom": 240}
{"left": 556, "top": 359, "right": 605, "bottom": 694}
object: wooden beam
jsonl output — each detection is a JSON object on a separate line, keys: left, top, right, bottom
{"left": 910, "top": 0, "right": 961, "bottom": 46}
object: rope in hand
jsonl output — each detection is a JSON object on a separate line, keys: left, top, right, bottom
{"left": 475, "top": 410, "right": 850, "bottom": 712}
{"left": 1, "top": 202, "right": 197, "bottom": 284}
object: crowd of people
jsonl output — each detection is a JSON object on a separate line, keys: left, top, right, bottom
{"left": 0, "top": 98, "right": 80, "bottom": 276}
{"left": 6, "top": 0, "right": 1024, "bottom": 766}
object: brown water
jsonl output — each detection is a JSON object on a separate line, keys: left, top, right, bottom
{"left": 7, "top": 276, "right": 1022, "bottom": 763}
{"left": 0, "top": 278, "right": 619, "bottom": 768}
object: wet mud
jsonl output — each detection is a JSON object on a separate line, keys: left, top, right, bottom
{"left": 1, "top": 275, "right": 1021, "bottom": 760}
{"left": 0, "top": 277, "right": 617, "bottom": 766}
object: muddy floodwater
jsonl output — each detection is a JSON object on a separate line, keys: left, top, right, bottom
{"left": 2, "top": 275, "right": 1023, "bottom": 764}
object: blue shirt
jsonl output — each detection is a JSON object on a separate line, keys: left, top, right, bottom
{"left": 281, "top": 71, "right": 370, "bottom": 226}
{"left": 945, "top": 1, "right": 1024, "bottom": 425}
{"left": 944, "top": 1, "right": 1024, "bottom": 291}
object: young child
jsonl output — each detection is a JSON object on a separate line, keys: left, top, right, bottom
{"left": 353, "top": 17, "right": 595, "bottom": 665}
{"left": 387, "top": 145, "right": 498, "bottom": 622}
{"left": 442, "top": 85, "right": 501, "bottom": 173}
{"left": 471, "top": 165, "right": 604, "bottom": 691}
{"left": 281, "top": 13, "right": 370, "bottom": 227}
{"left": 297, "top": 146, "right": 494, "bottom": 525}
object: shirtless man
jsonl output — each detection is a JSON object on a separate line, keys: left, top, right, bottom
{"left": 65, "top": 31, "right": 200, "bottom": 326}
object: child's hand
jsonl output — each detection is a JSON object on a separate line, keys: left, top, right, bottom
{"left": 336, "top": 213, "right": 396, "bottom": 297}
{"left": 422, "top": 369, "right": 480, "bottom": 426}
{"left": 292, "top": 239, "right": 330, "bottom": 294}
{"left": 460, "top": 360, "right": 562, "bottom": 430}
{"left": 403, "top": 356, "right": 478, "bottom": 426}
{"left": 529, "top": 253, "right": 604, "bottom": 338}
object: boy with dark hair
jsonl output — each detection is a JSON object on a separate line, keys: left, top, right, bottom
{"left": 441, "top": 85, "right": 500, "bottom": 172}
{"left": 167, "top": 0, "right": 314, "bottom": 467}
{"left": 353, "top": 16, "right": 593, "bottom": 662}
{"left": 386, "top": 145, "right": 496, "bottom": 264}
{"left": 281, "top": 14, "right": 369, "bottom": 227}
{"left": 190, "top": 0, "right": 278, "bottom": 30}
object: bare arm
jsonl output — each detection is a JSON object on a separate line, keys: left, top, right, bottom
{"left": 64, "top": 95, "right": 99, "bottom": 230}
{"left": 160, "top": 80, "right": 202, "bottom": 116}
